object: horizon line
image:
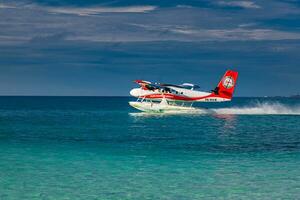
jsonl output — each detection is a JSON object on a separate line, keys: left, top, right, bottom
{"left": 0, "top": 95, "right": 294, "bottom": 98}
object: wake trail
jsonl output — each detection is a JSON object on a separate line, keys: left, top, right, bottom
{"left": 130, "top": 102, "right": 300, "bottom": 116}
{"left": 211, "top": 102, "right": 300, "bottom": 115}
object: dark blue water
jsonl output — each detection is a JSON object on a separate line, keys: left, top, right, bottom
{"left": 0, "top": 97, "right": 299, "bottom": 199}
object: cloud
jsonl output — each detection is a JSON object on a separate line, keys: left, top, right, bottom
{"left": 170, "top": 27, "right": 300, "bottom": 41}
{"left": 29, "top": 32, "right": 70, "bottom": 43}
{"left": 0, "top": 3, "right": 16, "bottom": 9}
{"left": 238, "top": 23, "right": 257, "bottom": 28}
{"left": 0, "top": 1, "right": 300, "bottom": 44}
{"left": 0, "top": 35, "right": 30, "bottom": 45}
{"left": 216, "top": 1, "right": 261, "bottom": 9}
{"left": 0, "top": 2, "right": 157, "bottom": 15}
{"left": 46, "top": 6, "right": 157, "bottom": 16}
{"left": 132, "top": 24, "right": 300, "bottom": 41}
{"left": 176, "top": 5, "right": 194, "bottom": 9}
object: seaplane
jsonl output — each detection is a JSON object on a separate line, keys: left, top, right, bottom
{"left": 129, "top": 70, "right": 238, "bottom": 113}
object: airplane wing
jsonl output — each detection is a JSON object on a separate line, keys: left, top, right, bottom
{"left": 134, "top": 80, "right": 175, "bottom": 91}
{"left": 134, "top": 80, "right": 151, "bottom": 85}
{"left": 134, "top": 80, "right": 160, "bottom": 90}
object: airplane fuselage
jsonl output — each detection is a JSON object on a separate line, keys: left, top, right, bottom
{"left": 130, "top": 87, "right": 231, "bottom": 102}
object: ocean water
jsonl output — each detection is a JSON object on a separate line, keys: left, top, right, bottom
{"left": 0, "top": 96, "right": 299, "bottom": 199}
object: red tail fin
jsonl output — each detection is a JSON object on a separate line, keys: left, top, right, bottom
{"left": 213, "top": 70, "right": 238, "bottom": 99}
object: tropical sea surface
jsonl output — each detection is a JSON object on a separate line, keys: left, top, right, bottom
{"left": 0, "top": 96, "right": 299, "bottom": 199}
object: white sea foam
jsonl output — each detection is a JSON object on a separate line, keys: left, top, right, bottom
{"left": 211, "top": 102, "right": 300, "bottom": 115}
{"left": 130, "top": 102, "right": 300, "bottom": 116}
{"left": 129, "top": 109, "right": 207, "bottom": 117}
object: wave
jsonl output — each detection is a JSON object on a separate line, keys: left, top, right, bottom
{"left": 130, "top": 102, "right": 300, "bottom": 116}
{"left": 212, "top": 102, "right": 300, "bottom": 115}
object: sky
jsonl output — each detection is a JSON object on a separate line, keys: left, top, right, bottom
{"left": 0, "top": 0, "right": 300, "bottom": 96}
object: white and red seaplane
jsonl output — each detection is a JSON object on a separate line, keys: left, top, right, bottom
{"left": 129, "top": 70, "right": 238, "bottom": 112}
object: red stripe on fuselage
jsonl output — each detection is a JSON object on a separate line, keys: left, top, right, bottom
{"left": 140, "top": 93, "right": 225, "bottom": 101}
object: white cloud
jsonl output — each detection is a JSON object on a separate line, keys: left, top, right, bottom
{"left": 0, "top": 3, "right": 16, "bottom": 9}
{"left": 217, "top": 1, "right": 261, "bottom": 9}
{"left": 170, "top": 27, "right": 300, "bottom": 41}
{"left": 176, "top": 5, "right": 194, "bottom": 9}
{"left": 238, "top": 23, "right": 257, "bottom": 27}
{"left": 117, "top": 23, "right": 300, "bottom": 41}
{"left": 1, "top": 1, "right": 300, "bottom": 44}
{"left": 0, "top": 35, "right": 30, "bottom": 45}
{"left": 47, "top": 6, "right": 157, "bottom": 16}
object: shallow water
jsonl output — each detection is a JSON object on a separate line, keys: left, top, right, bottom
{"left": 0, "top": 97, "right": 299, "bottom": 199}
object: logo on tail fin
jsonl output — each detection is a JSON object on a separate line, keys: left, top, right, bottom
{"left": 222, "top": 76, "right": 235, "bottom": 89}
